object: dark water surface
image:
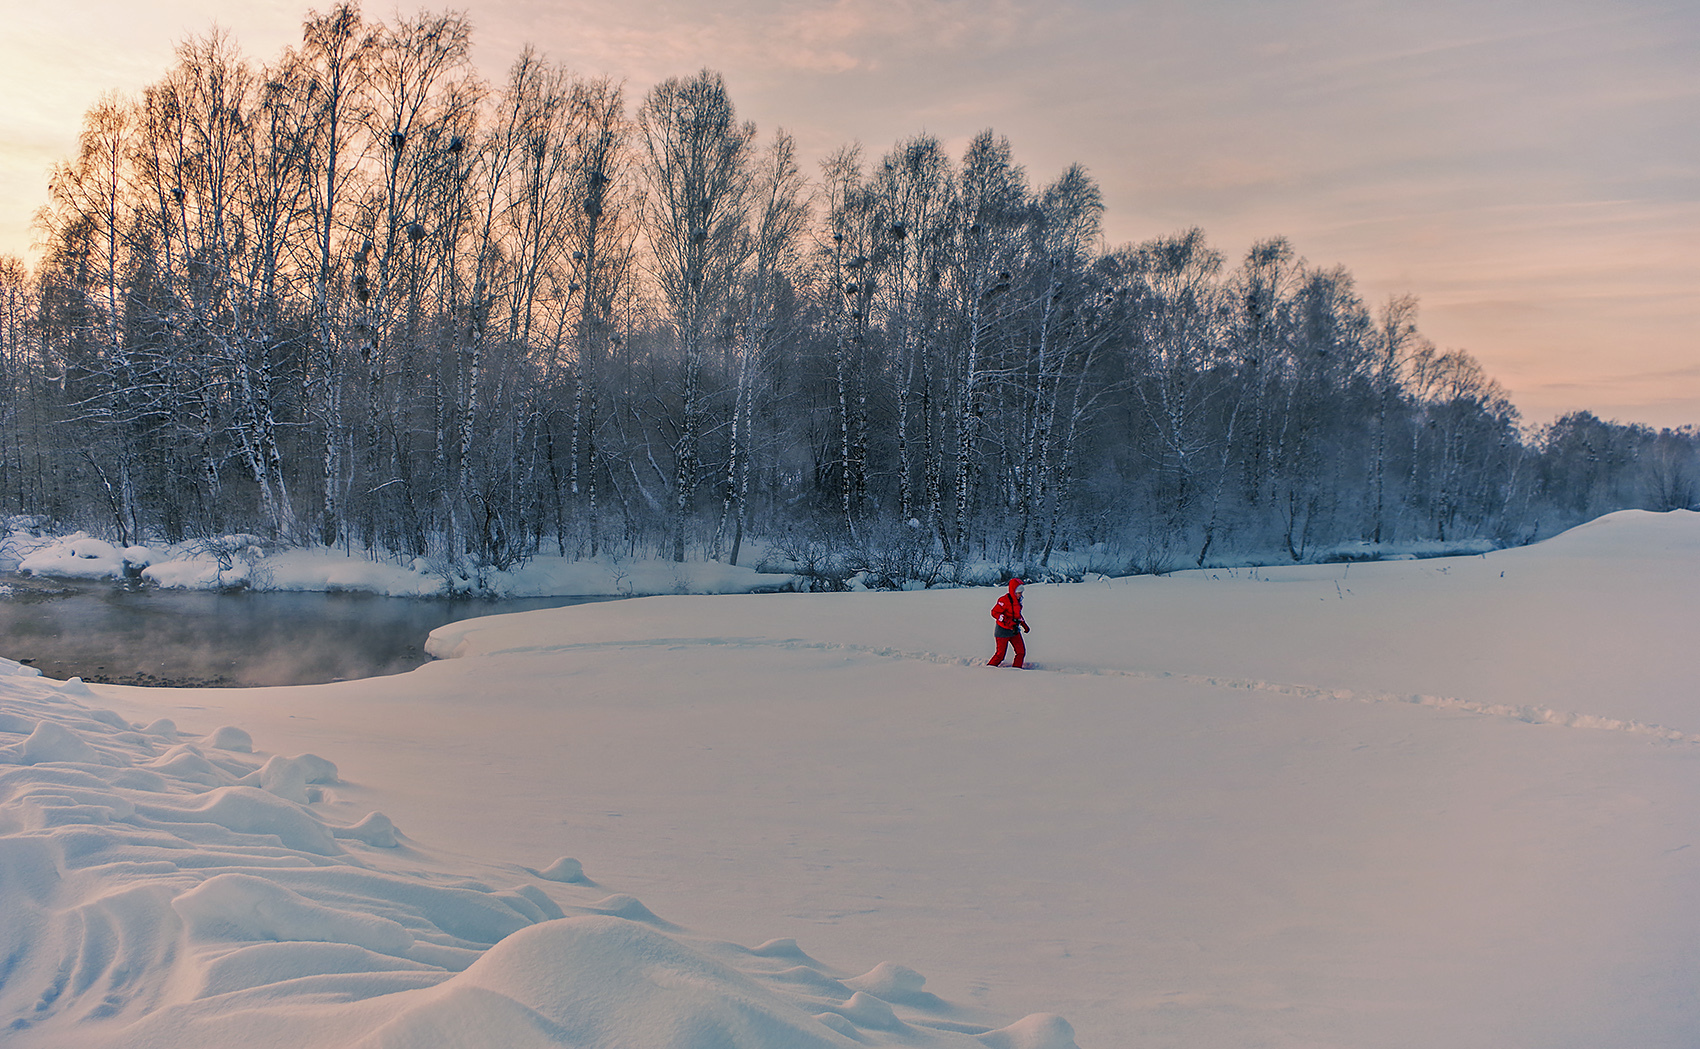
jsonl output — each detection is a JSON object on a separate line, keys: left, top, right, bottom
{"left": 0, "top": 575, "right": 623, "bottom": 687}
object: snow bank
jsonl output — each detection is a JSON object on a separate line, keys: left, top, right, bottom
{"left": 15, "top": 532, "right": 149, "bottom": 581}
{"left": 13, "top": 533, "right": 798, "bottom": 598}
{"left": 244, "top": 548, "right": 797, "bottom": 597}
{"left": 491, "top": 553, "right": 799, "bottom": 597}
{"left": 0, "top": 667, "right": 1067, "bottom": 1048}
{"left": 1505, "top": 506, "right": 1700, "bottom": 559}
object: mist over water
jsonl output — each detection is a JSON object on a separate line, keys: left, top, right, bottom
{"left": 0, "top": 576, "right": 622, "bottom": 686}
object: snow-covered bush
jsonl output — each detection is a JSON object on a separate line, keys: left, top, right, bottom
{"left": 0, "top": 523, "right": 57, "bottom": 574}
{"left": 139, "top": 535, "right": 272, "bottom": 590}
{"left": 1126, "top": 525, "right": 1184, "bottom": 576}
{"left": 17, "top": 532, "right": 136, "bottom": 580}
{"left": 765, "top": 529, "right": 856, "bottom": 592}
{"left": 844, "top": 522, "right": 949, "bottom": 591}
{"left": 5, "top": 514, "right": 50, "bottom": 536}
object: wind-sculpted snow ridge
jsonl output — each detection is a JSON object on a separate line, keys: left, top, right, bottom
{"left": 0, "top": 660, "right": 1074, "bottom": 1049}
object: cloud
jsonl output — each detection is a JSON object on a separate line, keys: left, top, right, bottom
{"left": 485, "top": 0, "right": 1036, "bottom": 83}
{"left": 768, "top": 0, "right": 1032, "bottom": 65}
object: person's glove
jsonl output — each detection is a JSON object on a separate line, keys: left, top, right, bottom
{"left": 1020, "top": 622, "right": 1030, "bottom": 633}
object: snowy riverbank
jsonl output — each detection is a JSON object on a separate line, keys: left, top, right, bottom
{"left": 5, "top": 522, "right": 1505, "bottom": 600}
{"left": 7, "top": 530, "right": 799, "bottom": 598}
{"left": 2, "top": 508, "right": 1698, "bottom": 1047}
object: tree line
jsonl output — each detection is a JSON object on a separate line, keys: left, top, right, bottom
{"left": 1, "top": 5, "right": 1694, "bottom": 583}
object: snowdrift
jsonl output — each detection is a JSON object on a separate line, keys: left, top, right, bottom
{"left": 0, "top": 662, "right": 1070, "bottom": 1048}
{"left": 13, "top": 533, "right": 151, "bottom": 581}
{"left": 1505, "top": 506, "right": 1700, "bottom": 559}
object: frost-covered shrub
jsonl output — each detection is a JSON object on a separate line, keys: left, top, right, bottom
{"left": 1126, "top": 525, "right": 1184, "bottom": 576}
{"left": 5, "top": 515, "right": 50, "bottom": 536}
{"left": 415, "top": 533, "right": 516, "bottom": 595}
{"left": 768, "top": 529, "right": 855, "bottom": 592}
{"left": 848, "top": 521, "right": 948, "bottom": 591}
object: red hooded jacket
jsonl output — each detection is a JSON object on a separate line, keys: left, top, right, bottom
{"left": 990, "top": 578, "right": 1027, "bottom": 633}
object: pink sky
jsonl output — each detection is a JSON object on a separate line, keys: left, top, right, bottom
{"left": 1, "top": 0, "right": 1693, "bottom": 428}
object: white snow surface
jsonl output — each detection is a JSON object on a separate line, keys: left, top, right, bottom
{"left": 3, "top": 508, "right": 1699, "bottom": 1047}
{"left": 13, "top": 532, "right": 797, "bottom": 597}
{"left": 12, "top": 533, "right": 149, "bottom": 581}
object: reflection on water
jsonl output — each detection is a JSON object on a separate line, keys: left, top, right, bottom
{"left": 0, "top": 575, "right": 623, "bottom": 687}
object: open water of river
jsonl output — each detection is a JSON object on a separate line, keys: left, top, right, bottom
{"left": 0, "top": 575, "right": 622, "bottom": 687}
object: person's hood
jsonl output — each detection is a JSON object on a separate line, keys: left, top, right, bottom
{"left": 1008, "top": 578, "right": 1023, "bottom": 595}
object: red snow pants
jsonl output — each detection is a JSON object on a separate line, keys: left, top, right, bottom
{"left": 988, "top": 633, "right": 1025, "bottom": 668}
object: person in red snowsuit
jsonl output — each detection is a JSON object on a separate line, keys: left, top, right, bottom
{"left": 987, "top": 578, "right": 1030, "bottom": 668}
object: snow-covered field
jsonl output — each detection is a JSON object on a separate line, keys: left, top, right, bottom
{"left": 3, "top": 509, "right": 1699, "bottom": 1048}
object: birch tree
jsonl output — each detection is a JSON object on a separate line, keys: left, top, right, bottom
{"left": 638, "top": 69, "right": 754, "bottom": 561}
{"left": 818, "top": 145, "right": 876, "bottom": 534}
{"left": 40, "top": 94, "right": 149, "bottom": 543}
{"left": 560, "top": 75, "right": 636, "bottom": 555}
{"left": 716, "top": 129, "right": 808, "bottom": 565}
{"left": 1013, "top": 163, "right": 1103, "bottom": 562}
{"left": 946, "top": 131, "right": 1028, "bottom": 555}
{"left": 871, "top": 135, "right": 953, "bottom": 527}
{"left": 298, "top": 2, "right": 378, "bottom": 545}
{"left": 1365, "top": 293, "right": 1429, "bottom": 543}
